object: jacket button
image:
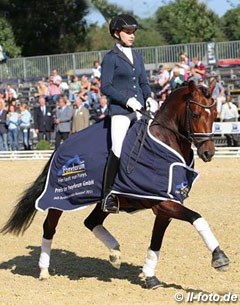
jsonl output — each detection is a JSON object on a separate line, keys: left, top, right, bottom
{"left": 133, "top": 85, "right": 136, "bottom": 88}
{"left": 134, "top": 94, "right": 137, "bottom": 97}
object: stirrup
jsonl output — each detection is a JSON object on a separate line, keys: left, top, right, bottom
{"left": 102, "top": 193, "right": 120, "bottom": 214}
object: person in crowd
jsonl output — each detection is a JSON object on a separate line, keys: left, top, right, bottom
{"left": 71, "top": 95, "right": 89, "bottom": 133}
{"left": 5, "top": 84, "right": 18, "bottom": 100}
{"left": 34, "top": 81, "right": 49, "bottom": 99}
{"left": 175, "top": 52, "right": 191, "bottom": 81}
{"left": 210, "top": 75, "right": 226, "bottom": 117}
{"left": 0, "top": 98, "right": 8, "bottom": 151}
{"left": 48, "top": 69, "right": 62, "bottom": 104}
{"left": 6, "top": 104, "right": 19, "bottom": 150}
{"left": 190, "top": 57, "right": 206, "bottom": 83}
{"left": 220, "top": 95, "right": 239, "bottom": 146}
{"left": 18, "top": 102, "right": 32, "bottom": 150}
{"left": 34, "top": 96, "right": 54, "bottom": 143}
{"left": 91, "top": 60, "right": 101, "bottom": 79}
{"left": 54, "top": 95, "right": 73, "bottom": 149}
{"left": 90, "top": 94, "right": 109, "bottom": 123}
{"left": 153, "top": 64, "right": 170, "bottom": 95}
{"left": 5, "top": 89, "right": 17, "bottom": 108}
{"left": 68, "top": 75, "right": 81, "bottom": 103}
{"left": 100, "top": 14, "right": 158, "bottom": 213}
{"left": 169, "top": 67, "right": 184, "bottom": 90}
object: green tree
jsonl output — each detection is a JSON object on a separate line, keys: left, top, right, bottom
{"left": 0, "top": 16, "right": 21, "bottom": 57}
{"left": 155, "top": 0, "right": 225, "bottom": 44}
{"left": 0, "top": 0, "right": 89, "bottom": 56}
{"left": 221, "top": 6, "right": 240, "bottom": 41}
{"left": 90, "top": 0, "right": 126, "bottom": 22}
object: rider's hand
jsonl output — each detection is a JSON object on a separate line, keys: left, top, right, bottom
{"left": 146, "top": 97, "right": 159, "bottom": 113}
{"left": 126, "top": 97, "right": 143, "bottom": 112}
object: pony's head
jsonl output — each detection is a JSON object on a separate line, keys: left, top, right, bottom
{"left": 186, "top": 79, "right": 217, "bottom": 162}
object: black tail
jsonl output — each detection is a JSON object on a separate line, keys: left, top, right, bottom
{"left": 1, "top": 154, "right": 54, "bottom": 236}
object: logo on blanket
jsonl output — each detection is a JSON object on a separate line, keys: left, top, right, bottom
{"left": 175, "top": 181, "right": 190, "bottom": 198}
{"left": 57, "top": 155, "right": 86, "bottom": 177}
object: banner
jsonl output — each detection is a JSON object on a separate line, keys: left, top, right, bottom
{"left": 213, "top": 122, "right": 240, "bottom": 134}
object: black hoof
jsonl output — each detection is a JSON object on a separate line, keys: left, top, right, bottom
{"left": 212, "top": 248, "right": 230, "bottom": 271}
{"left": 144, "top": 276, "right": 162, "bottom": 289}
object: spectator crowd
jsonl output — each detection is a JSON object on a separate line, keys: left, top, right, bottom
{"left": 0, "top": 55, "right": 239, "bottom": 151}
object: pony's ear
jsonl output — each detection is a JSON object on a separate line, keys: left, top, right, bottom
{"left": 188, "top": 80, "right": 197, "bottom": 94}
{"left": 209, "top": 78, "right": 217, "bottom": 95}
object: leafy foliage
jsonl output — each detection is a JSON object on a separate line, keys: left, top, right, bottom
{"left": 0, "top": 16, "right": 21, "bottom": 57}
{"left": 221, "top": 6, "right": 240, "bottom": 41}
{"left": 155, "top": 0, "right": 226, "bottom": 44}
{"left": 0, "top": 0, "right": 89, "bottom": 56}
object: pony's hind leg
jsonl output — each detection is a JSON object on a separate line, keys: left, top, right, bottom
{"left": 39, "top": 209, "right": 63, "bottom": 280}
{"left": 152, "top": 201, "right": 229, "bottom": 271}
{"left": 84, "top": 202, "right": 121, "bottom": 269}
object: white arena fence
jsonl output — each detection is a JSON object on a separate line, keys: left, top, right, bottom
{"left": 0, "top": 147, "right": 240, "bottom": 161}
{"left": 1, "top": 123, "right": 240, "bottom": 160}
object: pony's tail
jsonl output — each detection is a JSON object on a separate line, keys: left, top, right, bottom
{"left": 1, "top": 154, "right": 53, "bottom": 236}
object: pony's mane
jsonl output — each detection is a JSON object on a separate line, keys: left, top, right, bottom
{"left": 160, "top": 84, "right": 188, "bottom": 111}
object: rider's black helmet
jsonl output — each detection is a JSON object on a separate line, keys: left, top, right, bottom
{"left": 109, "top": 14, "right": 138, "bottom": 38}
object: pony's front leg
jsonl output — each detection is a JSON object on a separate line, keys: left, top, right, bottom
{"left": 84, "top": 203, "right": 121, "bottom": 268}
{"left": 39, "top": 209, "right": 63, "bottom": 280}
{"left": 142, "top": 213, "right": 171, "bottom": 289}
{"left": 152, "top": 201, "right": 229, "bottom": 272}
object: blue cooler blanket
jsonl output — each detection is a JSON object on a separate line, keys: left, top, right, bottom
{"left": 36, "top": 118, "right": 198, "bottom": 212}
{"left": 112, "top": 120, "right": 199, "bottom": 204}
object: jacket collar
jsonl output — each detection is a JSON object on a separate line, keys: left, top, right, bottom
{"left": 112, "top": 45, "right": 135, "bottom": 66}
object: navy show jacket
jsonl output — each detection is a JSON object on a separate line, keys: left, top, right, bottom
{"left": 101, "top": 45, "right": 152, "bottom": 115}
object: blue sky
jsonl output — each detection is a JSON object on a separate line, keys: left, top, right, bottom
{"left": 86, "top": 0, "right": 239, "bottom": 25}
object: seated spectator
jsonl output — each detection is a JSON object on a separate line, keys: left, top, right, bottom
{"left": 68, "top": 75, "right": 81, "bottom": 103}
{"left": 220, "top": 95, "right": 239, "bottom": 146}
{"left": 175, "top": 52, "right": 190, "bottom": 81}
{"left": 7, "top": 104, "right": 19, "bottom": 151}
{"left": 18, "top": 102, "right": 32, "bottom": 150}
{"left": 91, "top": 60, "right": 101, "bottom": 79}
{"left": 71, "top": 96, "right": 89, "bottom": 133}
{"left": 34, "top": 81, "right": 49, "bottom": 98}
{"left": 190, "top": 57, "right": 206, "bottom": 83}
{"left": 80, "top": 75, "right": 97, "bottom": 108}
{"left": 48, "top": 69, "right": 62, "bottom": 104}
{"left": 34, "top": 96, "right": 54, "bottom": 143}
{"left": 0, "top": 98, "right": 8, "bottom": 151}
{"left": 90, "top": 76, "right": 101, "bottom": 107}
{"left": 169, "top": 67, "right": 184, "bottom": 90}
{"left": 5, "top": 90, "right": 17, "bottom": 108}
{"left": 54, "top": 95, "right": 73, "bottom": 149}
{"left": 210, "top": 75, "right": 226, "bottom": 117}
{"left": 5, "top": 84, "right": 18, "bottom": 100}
{"left": 153, "top": 64, "right": 170, "bottom": 94}
{"left": 90, "top": 95, "right": 109, "bottom": 123}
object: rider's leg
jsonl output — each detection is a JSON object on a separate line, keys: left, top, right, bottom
{"left": 102, "top": 114, "right": 132, "bottom": 213}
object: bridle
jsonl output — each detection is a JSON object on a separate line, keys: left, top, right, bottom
{"left": 148, "top": 93, "right": 216, "bottom": 147}
{"left": 186, "top": 97, "right": 216, "bottom": 146}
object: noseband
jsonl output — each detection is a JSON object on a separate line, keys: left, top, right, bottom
{"left": 186, "top": 98, "right": 216, "bottom": 146}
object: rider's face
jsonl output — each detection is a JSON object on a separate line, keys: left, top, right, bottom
{"left": 118, "top": 29, "right": 136, "bottom": 46}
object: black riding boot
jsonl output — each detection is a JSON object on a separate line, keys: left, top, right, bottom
{"left": 102, "top": 151, "right": 120, "bottom": 213}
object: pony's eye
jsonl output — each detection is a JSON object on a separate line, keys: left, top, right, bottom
{"left": 192, "top": 113, "right": 201, "bottom": 120}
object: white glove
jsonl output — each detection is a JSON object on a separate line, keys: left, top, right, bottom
{"left": 126, "top": 97, "right": 143, "bottom": 112}
{"left": 146, "top": 97, "right": 159, "bottom": 113}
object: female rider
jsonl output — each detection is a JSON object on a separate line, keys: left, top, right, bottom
{"left": 101, "top": 14, "right": 158, "bottom": 213}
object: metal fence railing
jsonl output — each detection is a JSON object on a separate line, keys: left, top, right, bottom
{"left": 0, "top": 40, "right": 240, "bottom": 82}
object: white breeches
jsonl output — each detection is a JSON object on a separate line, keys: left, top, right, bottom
{"left": 111, "top": 113, "right": 136, "bottom": 158}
